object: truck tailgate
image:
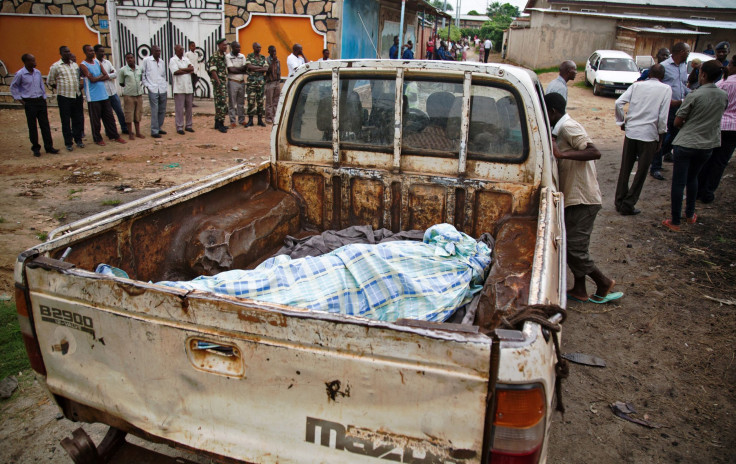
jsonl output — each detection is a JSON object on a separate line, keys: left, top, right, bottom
{"left": 25, "top": 264, "right": 494, "bottom": 464}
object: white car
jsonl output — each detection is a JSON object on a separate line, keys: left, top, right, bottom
{"left": 686, "top": 51, "right": 716, "bottom": 74}
{"left": 585, "top": 50, "right": 641, "bottom": 96}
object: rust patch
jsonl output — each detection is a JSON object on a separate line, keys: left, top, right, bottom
{"left": 116, "top": 282, "right": 147, "bottom": 297}
{"left": 237, "top": 309, "right": 287, "bottom": 327}
{"left": 325, "top": 380, "right": 350, "bottom": 402}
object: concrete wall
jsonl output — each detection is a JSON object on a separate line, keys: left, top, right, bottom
{"left": 507, "top": 11, "right": 617, "bottom": 69}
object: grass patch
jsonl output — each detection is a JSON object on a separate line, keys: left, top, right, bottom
{"left": 53, "top": 212, "right": 67, "bottom": 221}
{"left": 101, "top": 199, "right": 121, "bottom": 206}
{"left": 36, "top": 232, "right": 48, "bottom": 241}
{"left": 0, "top": 216, "right": 5, "bottom": 223}
{"left": 68, "top": 188, "right": 82, "bottom": 200}
{"left": 534, "top": 64, "right": 585, "bottom": 74}
{"left": 573, "top": 81, "right": 589, "bottom": 88}
{"left": 0, "top": 300, "right": 31, "bottom": 379}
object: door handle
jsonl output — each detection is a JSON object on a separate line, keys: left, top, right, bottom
{"left": 186, "top": 337, "right": 245, "bottom": 378}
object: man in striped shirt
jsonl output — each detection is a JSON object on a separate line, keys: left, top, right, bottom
{"left": 48, "top": 45, "right": 85, "bottom": 151}
{"left": 698, "top": 57, "right": 736, "bottom": 203}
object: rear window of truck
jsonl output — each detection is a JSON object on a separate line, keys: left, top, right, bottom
{"left": 288, "top": 75, "right": 528, "bottom": 163}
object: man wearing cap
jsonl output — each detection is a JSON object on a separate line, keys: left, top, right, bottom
{"left": 208, "top": 38, "right": 229, "bottom": 133}
{"left": 245, "top": 42, "right": 268, "bottom": 127}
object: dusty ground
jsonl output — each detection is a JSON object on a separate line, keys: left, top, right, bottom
{"left": 1, "top": 65, "right": 735, "bottom": 463}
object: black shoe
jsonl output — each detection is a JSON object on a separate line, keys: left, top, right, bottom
{"left": 218, "top": 125, "right": 228, "bottom": 133}
{"left": 620, "top": 208, "right": 641, "bottom": 216}
{"left": 699, "top": 195, "right": 714, "bottom": 204}
{"left": 32, "top": 150, "right": 41, "bottom": 157}
{"left": 257, "top": 117, "right": 266, "bottom": 127}
{"left": 158, "top": 130, "right": 167, "bottom": 135}
{"left": 177, "top": 129, "right": 185, "bottom": 135}
{"left": 151, "top": 133, "right": 162, "bottom": 139}
{"left": 46, "top": 148, "right": 60, "bottom": 154}
{"left": 185, "top": 128, "right": 195, "bottom": 133}
{"left": 66, "top": 145, "right": 74, "bottom": 152}
{"left": 650, "top": 171, "right": 665, "bottom": 181}
{"left": 245, "top": 117, "right": 254, "bottom": 127}
{"left": 76, "top": 141, "right": 85, "bottom": 148}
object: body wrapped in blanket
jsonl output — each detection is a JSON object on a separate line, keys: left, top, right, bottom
{"left": 157, "top": 224, "right": 492, "bottom": 322}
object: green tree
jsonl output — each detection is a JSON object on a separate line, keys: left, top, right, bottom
{"left": 479, "top": 14, "right": 513, "bottom": 52}
{"left": 486, "top": 2, "right": 520, "bottom": 18}
{"left": 467, "top": 9, "right": 481, "bottom": 15}
{"left": 437, "top": 24, "right": 462, "bottom": 43}
{"left": 430, "top": 0, "right": 454, "bottom": 12}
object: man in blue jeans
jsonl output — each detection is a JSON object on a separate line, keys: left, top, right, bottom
{"left": 94, "top": 44, "right": 127, "bottom": 135}
{"left": 662, "top": 60, "right": 728, "bottom": 231}
{"left": 650, "top": 42, "right": 690, "bottom": 181}
{"left": 142, "top": 45, "right": 168, "bottom": 138}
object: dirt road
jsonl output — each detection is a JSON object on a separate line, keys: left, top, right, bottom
{"left": 1, "top": 71, "right": 735, "bottom": 463}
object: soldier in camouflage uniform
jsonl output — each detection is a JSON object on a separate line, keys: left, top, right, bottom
{"left": 208, "top": 38, "right": 229, "bottom": 133}
{"left": 245, "top": 42, "right": 269, "bottom": 127}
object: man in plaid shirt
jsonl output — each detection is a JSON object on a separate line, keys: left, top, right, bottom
{"left": 47, "top": 45, "right": 85, "bottom": 151}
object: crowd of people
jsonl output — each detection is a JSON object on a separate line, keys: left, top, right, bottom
{"left": 542, "top": 41, "right": 734, "bottom": 303}
{"left": 9, "top": 40, "right": 317, "bottom": 153}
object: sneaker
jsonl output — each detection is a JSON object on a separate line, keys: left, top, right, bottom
{"left": 185, "top": 128, "right": 195, "bottom": 133}
{"left": 685, "top": 213, "right": 697, "bottom": 224}
{"left": 66, "top": 145, "right": 74, "bottom": 152}
{"left": 114, "top": 138, "right": 127, "bottom": 144}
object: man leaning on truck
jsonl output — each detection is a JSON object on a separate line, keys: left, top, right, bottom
{"left": 544, "top": 92, "right": 623, "bottom": 305}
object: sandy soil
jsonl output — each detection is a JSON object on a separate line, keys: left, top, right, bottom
{"left": 1, "top": 68, "right": 735, "bottom": 463}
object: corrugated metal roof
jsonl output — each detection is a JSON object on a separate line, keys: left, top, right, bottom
{"left": 548, "top": 0, "right": 735, "bottom": 9}
{"left": 527, "top": 8, "right": 736, "bottom": 29}
{"left": 618, "top": 26, "right": 710, "bottom": 35}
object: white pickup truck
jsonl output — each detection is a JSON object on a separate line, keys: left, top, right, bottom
{"left": 15, "top": 59, "right": 566, "bottom": 464}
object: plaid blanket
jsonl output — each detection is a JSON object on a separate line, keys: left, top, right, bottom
{"left": 157, "top": 224, "right": 492, "bottom": 322}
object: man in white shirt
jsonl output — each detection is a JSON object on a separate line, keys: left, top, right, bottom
{"left": 614, "top": 64, "right": 672, "bottom": 215}
{"left": 141, "top": 45, "right": 168, "bottom": 138}
{"left": 545, "top": 60, "right": 577, "bottom": 102}
{"left": 226, "top": 41, "right": 247, "bottom": 127}
{"left": 185, "top": 41, "right": 202, "bottom": 106}
{"left": 483, "top": 38, "right": 492, "bottom": 63}
{"left": 94, "top": 44, "right": 127, "bottom": 135}
{"left": 169, "top": 44, "right": 195, "bottom": 135}
{"left": 287, "top": 43, "right": 308, "bottom": 77}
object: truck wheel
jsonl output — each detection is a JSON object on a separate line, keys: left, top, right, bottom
{"left": 593, "top": 81, "right": 601, "bottom": 96}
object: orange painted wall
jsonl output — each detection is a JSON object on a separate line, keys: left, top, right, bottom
{"left": 0, "top": 15, "right": 99, "bottom": 75}
{"left": 237, "top": 15, "right": 326, "bottom": 78}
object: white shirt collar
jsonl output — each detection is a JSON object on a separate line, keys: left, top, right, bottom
{"left": 551, "top": 113, "right": 570, "bottom": 137}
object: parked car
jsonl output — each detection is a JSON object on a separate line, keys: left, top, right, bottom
{"left": 16, "top": 59, "right": 567, "bottom": 464}
{"left": 686, "top": 51, "right": 716, "bottom": 74}
{"left": 585, "top": 50, "right": 640, "bottom": 96}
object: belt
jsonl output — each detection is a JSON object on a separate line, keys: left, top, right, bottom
{"left": 228, "top": 78, "right": 244, "bottom": 82}
{"left": 24, "top": 97, "right": 45, "bottom": 101}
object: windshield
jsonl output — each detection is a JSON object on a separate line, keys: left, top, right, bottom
{"left": 599, "top": 58, "right": 638, "bottom": 72}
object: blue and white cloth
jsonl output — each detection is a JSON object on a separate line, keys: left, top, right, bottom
{"left": 157, "top": 224, "right": 492, "bottom": 323}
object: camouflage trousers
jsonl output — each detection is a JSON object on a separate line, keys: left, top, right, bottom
{"left": 247, "top": 82, "right": 265, "bottom": 116}
{"left": 213, "top": 81, "right": 228, "bottom": 122}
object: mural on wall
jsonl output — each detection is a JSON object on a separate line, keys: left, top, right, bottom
{"left": 237, "top": 13, "right": 326, "bottom": 77}
{"left": 113, "top": 0, "right": 224, "bottom": 97}
{"left": 0, "top": 14, "right": 101, "bottom": 74}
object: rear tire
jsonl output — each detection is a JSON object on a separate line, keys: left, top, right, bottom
{"left": 593, "top": 81, "right": 601, "bottom": 96}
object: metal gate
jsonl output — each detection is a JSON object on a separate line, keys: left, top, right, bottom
{"left": 109, "top": 0, "right": 224, "bottom": 97}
